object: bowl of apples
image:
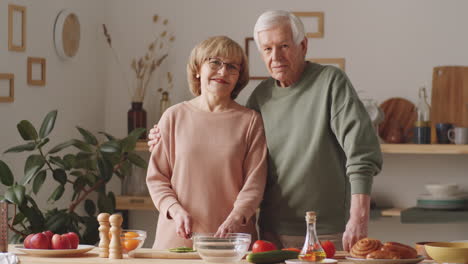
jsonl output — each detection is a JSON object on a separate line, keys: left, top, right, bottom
{"left": 18, "top": 230, "right": 94, "bottom": 256}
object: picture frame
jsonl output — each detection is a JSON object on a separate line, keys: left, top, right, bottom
{"left": 293, "top": 12, "right": 324, "bottom": 38}
{"left": 0, "top": 74, "right": 15, "bottom": 103}
{"left": 245, "top": 37, "right": 269, "bottom": 80}
{"left": 8, "top": 4, "right": 27, "bottom": 52}
{"left": 27, "top": 57, "right": 47, "bottom": 86}
{"left": 308, "top": 58, "right": 346, "bottom": 71}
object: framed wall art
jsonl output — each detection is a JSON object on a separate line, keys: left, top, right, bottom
{"left": 293, "top": 12, "right": 324, "bottom": 38}
{"left": 0, "top": 74, "right": 15, "bottom": 103}
{"left": 8, "top": 4, "right": 27, "bottom": 52}
{"left": 308, "top": 58, "right": 346, "bottom": 71}
{"left": 245, "top": 37, "right": 269, "bottom": 80}
{"left": 27, "top": 57, "right": 46, "bottom": 86}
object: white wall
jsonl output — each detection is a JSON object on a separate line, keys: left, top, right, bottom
{"left": 103, "top": 0, "right": 468, "bottom": 247}
{"left": 1, "top": 0, "right": 467, "bottom": 247}
{"left": 0, "top": 0, "right": 106, "bottom": 224}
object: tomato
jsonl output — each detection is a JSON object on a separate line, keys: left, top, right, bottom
{"left": 321, "top": 240, "right": 336, "bottom": 258}
{"left": 252, "top": 240, "right": 277, "bottom": 253}
{"left": 282, "top": 247, "right": 301, "bottom": 253}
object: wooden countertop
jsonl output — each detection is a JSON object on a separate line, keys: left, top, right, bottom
{"left": 9, "top": 245, "right": 436, "bottom": 264}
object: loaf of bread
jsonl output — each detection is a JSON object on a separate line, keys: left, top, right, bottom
{"left": 381, "top": 242, "right": 418, "bottom": 259}
{"left": 366, "top": 250, "right": 400, "bottom": 259}
{"left": 350, "top": 238, "right": 383, "bottom": 258}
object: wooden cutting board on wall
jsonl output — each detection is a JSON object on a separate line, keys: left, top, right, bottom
{"left": 431, "top": 66, "right": 468, "bottom": 142}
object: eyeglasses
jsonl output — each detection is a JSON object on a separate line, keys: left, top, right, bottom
{"left": 207, "top": 58, "right": 240, "bottom": 75}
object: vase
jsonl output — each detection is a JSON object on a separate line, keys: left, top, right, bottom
{"left": 128, "top": 102, "right": 147, "bottom": 139}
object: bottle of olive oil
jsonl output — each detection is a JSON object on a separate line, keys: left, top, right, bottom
{"left": 298, "top": 211, "right": 326, "bottom": 261}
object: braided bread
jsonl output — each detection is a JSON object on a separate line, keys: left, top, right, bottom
{"left": 350, "top": 238, "right": 383, "bottom": 258}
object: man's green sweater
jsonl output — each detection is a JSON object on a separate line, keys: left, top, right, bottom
{"left": 246, "top": 62, "right": 382, "bottom": 236}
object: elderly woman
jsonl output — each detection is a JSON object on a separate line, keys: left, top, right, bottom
{"left": 146, "top": 36, "right": 267, "bottom": 249}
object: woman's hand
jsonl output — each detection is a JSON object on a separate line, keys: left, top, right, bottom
{"left": 214, "top": 214, "right": 245, "bottom": 237}
{"left": 147, "top": 125, "right": 161, "bottom": 153}
{"left": 168, "top": 204, "right": 192, "bottom": 239}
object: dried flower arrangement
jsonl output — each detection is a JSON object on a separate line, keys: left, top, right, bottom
{"left": 103, "top": 15, "right": 175, "bottom": 102}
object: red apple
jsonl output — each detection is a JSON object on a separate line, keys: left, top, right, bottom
{"left": 42, "top": 230, "right": 54, "bottom": 248}
{"left": 24, "top": 234, "right": 34, "bottom": 249}
{"left": 30, "top": 233, "right": 50, "bottom": 249}
{"left": 51, "top": 234, "right": 71, "bottom": 249}
{"left": 63, "top": 232, "right": 79, "bottom": 249}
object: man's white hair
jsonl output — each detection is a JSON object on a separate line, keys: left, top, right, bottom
{"left": 253, "top": 10, "right": 305, "bottom": 50}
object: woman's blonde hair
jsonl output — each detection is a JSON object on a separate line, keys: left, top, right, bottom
{"left": 187, "top": 36, "right": 249, "bottom": 99}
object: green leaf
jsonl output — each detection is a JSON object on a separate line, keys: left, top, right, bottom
{"left": 52, "top": 169, "right": 67, "bottom": 185}
{"left": 32, "top": 170, "right": 46, "bottom": 195}
{"left": 5, "top": 185, "right": 25, "bottom": 205}
{"left": 36, "top": 138, "right": 50, "bottom": 149}
{"left": 49, "top": 156, "right": 66, "bottom": 169}
{"left": 70, "top": 171, "right": 83, "bottom": 177}
{"left": 84, "top": 199, "right": 96, "bottom": 216}
{"left": 4, "top": 142, "right": 36, "bottom": 153}
{"left": 119, "top": 160, "right": 132, "bottom": 179}
{"left": 97, "top": 158, "right": 112, "bottom": 181}
{"left": 99, "top": 140, "right": 121, "bottom": 153}
{"left": 73, "top": 177, "right": 86, "bottom": 193}
{"left": 77, "top": 126, "right": 98, "bottom": 145}
{"left": 98, "top": 131, "right": 116, "bottom": 141}
{"left": 108, "top": 191, "right": 116, "bottom": 211}
{"left": 39, "top": 110, "right": 57, "bottom": 138}
{"left": 128, "top": 152, "right": 147, "bottom": 169}
{"left": 48, "top": 140, "right": 75, "bottom": 154}
{"left": 121, "top": 128, "right": 146, "bottom": 152}
{"left": 17, "top": 120, "right": 38, "bottom": 141}
{"left": 45, "top": 211, "right": 68, "bottom": 233}
{"left": 12, "top": 212, "right": 25, "bottom": 225}
{"left": 21, "top": 155, "right": 45, "bottom": 185}
{"left": 0, "top": 160, "right": 14, "bottom": 186}
{"left": 82, "top": 217, "right": 99, "bottom": 245}
{"left": 83, "top": 173, "right": 97, "bottom": 186}
{"left": 63, "top": 154, "right": 76, "bottom": 169}
{"left": 97, "top": 192, "right": 114, "bottom": 213}
{"left": 21, "top": 206, "right": 44, "bottom": 232}
{"left": 72, "top": 140, "right": 93, "bottom": 153}
{"left": 48, "top": 185, "right": 65, "bottom": 202}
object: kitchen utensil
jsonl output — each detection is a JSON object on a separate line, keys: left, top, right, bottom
{"left": 436, "top": 123, "right": 453, "bottom": 144}
{"left": 448, "top": 127, "right": 468, "bottom": 144}
{"left": 431, "top": 66, "right": 468, "bottom": 143}
{"left": 192, "top": 233, "right": 250, "bottom": 263}
{"left": 345, "top": 255, "right": 424, "bottom": 264}
{"left": 379, "top": 98, "right": 417, "bottom": 143}
{"left": 15, "top": 244, "right": 94, "bottom": 257}
{"left": 424, "top": 242, "right": 468, "bottom": 263}
{"left": 128, "top": 248, "right": 200, "bottom": 259}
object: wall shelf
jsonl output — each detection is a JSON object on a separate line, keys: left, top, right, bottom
{"left": 137, "top": 140, "right": 468, "bottom": 154}
{"left": 381, "top": 144, "right": 468, "bottom": 154}
{"left": 116, "top": 195, "right": 155, "bottom": 211}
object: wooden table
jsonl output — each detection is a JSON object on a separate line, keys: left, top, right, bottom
{"left": 9, "top": 245, "right": 436, "bottom": 264}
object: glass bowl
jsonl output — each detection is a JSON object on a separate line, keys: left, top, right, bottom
{"left": 120, "top": 229, "right": 147, "bottom": 253}
{"left": 193, "top": 233, "right": 251, "bottom": 263}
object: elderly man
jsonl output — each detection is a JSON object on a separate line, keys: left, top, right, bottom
{"left": 148, "top": 10, "right": 382, "bottom": 251}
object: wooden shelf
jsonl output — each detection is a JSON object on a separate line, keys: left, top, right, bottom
{"left": 381, "top": 144, "right": 468, "bottom": 154}
{"left": 136, "top": 140, "right": 149, "bottom": 152}
{"left": 116, "top": 195, "right": 155, "bottom": 211}
{"left": 136, "top": 140, "right": 468, "bottom": 154}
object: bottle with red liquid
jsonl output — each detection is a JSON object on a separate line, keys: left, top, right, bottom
{"left": 298, "top": 211, "right": 326, "bottom": 261}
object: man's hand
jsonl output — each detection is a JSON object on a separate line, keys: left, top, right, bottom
{"left": 147, "top": 124, "right": 161, "bottom": 153}
{"left": 342, "top": 194, "right": 370, "bottom": 251}
{"left": 214, "top": 214, "right": 245, "bottom": 238}
{"left": 168, "top": 204, "right": 192, "bottom": 239}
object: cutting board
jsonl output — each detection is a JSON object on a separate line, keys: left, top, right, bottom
{"left": 128, "top": 248, "right": 200, "bottom": 259}
{"left": 431, "top": 66, "right": 468, "bottom": 143}
{"left": 378, "top": 98, "right": 417, "bottom": 143}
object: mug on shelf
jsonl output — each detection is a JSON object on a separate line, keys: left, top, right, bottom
{"left": 436, "top": 123, "right": 453, "bottom": 144}
{"left": 448, "top": 127, "right": 468, "bottom": 145}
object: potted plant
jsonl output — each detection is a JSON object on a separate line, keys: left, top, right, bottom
{"left": 0, "top": 110, "right": 146, "bottom": 244}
